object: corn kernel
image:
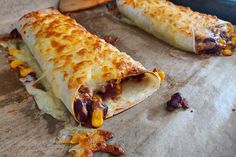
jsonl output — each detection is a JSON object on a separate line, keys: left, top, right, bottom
{"left": 218, "top": 39, "right": 226, "bottom": 45}
{"left": 232, "top": 34, "right": 236, "bottom": 37}
{"left": 20, "top": 67, "right": 34, "bottom": 77}
{"left": 8, "top": 49, "right": 20, "bottom": 56}
{"left": 155, "top": 70, "right": 165, "bottom": 81}
{"left": 227, "top": 24, "right": 234, "bottom": 33}
{"left": 232, "top": 37, "right": 236, "bottom": 45}
{"left": 225, "top": 45, "right": 232, "bottom": 50}
{"left": 91, "top": 108, "right": 104, "bottom": 128}
{"left": 10, "top": 59, "right": 23, "bottom": 69}
{"left": 222, "top": 49, "right": 233, "bottom": 56}
{"left": 116, "top": 84, "right": 121, "bottom": 94}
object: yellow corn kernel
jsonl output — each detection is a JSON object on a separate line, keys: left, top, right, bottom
{"left": 218, "top": 39, "right": 226, "bottom": 45}
{"left": 116, "top": 84, "right": 121, "bottom": 94}
{"left": 225, "top": 23, "right": 233, "bottom": 32}
{"left": 222, "top": 49, "right": 233, "bottom": 56}
{"left": 232, "top": 37, "right": 236, "bottom": 45}
{"left": 91, "top": 108, "right": 104, "bottom": 128}
{"left": 225, "top": 45, "right": 232, "bottom": 50}
{"left": 8, "top": 49, "right": 20, "bottom": 56}
{"left": 156, "top": 70, "right": 165, "bottom": 81}
{"left": 93, "top": 95, "right": 102, "bottom": 102}
{"left": 20, "top": 67, "right": 34, "bottom": 77}
{"left": 10, "top": 59, "right": 23, "bottom": 69}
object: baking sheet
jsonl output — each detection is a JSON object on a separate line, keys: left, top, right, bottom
{"left": 0, "top": 1, "right": 236, "bottom": 157}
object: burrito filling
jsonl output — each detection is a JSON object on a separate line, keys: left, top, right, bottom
{"left": 196, "top": 24, "right": 236, "bottom": 55}
{"left": 74, "top": 73, "right": 146, "bottom": 128}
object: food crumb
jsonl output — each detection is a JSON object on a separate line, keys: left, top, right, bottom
{"left": 104, "top": 35, "right": 118, "bottom": 45}
{"left": 190, "top": 110, "right": 193, "bottom": 113}
{"left": 166, "top": 92, "right": 189, "bottom": 111}
{"left": 232, "top": 109, "right": 235, "bottom": 112}
{"left": 181, "top": 98, "right": 189, "bottom": 110}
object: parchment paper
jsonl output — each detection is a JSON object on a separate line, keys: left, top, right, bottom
{"left": 0, "top": 1, "right": 235, "bottom": 157}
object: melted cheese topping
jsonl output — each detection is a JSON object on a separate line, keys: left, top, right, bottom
{"left": 19, "top": 9, "right": 145, "bottom": 93}
{"left": 0, "top": 39, "right": 68, "bottom": 121}
{"left": 119, "top": 0, "right": 234, "bottom": 39}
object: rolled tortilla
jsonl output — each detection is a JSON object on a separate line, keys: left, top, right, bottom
{"left": 117, "top": 0, "right": 235, "bottom": 55}
{"left": 17, "top": 8, "right": 161, "bottom": 127}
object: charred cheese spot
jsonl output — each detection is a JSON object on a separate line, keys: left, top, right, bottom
{"left": 68, "top": 76, "right": 77, "bottom": 90}
{"left": 63, "top": 71, "right": 69, "bottom": 78}
{"left": 76, "top": 48, "right": 88, "bottom": 56}
{"left": 63, "top": 35, "right": 75, "bottom": 41}
{"left": 51, "top": 40, "right": 60, "bottom": 48}
{"left": 76, "top": 78, "right": 84, "bottom": 85}
{"left": 115, "top": 60, "right": 131, "bottom": 70}
{"left": 45, "top": 31, "right": 62, "bottom": 38}
{"left": 73, "top": 61, "right": 93, "bottom": 73}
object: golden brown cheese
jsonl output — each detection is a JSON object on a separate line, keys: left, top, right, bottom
{"left": 19, "top": 9, "right": 145, "bottom": 93}
{"left": 117, "top": 0, "right": 235, "bottom": 55}
{"left": 120, "top": 0, "right": 234, "bottom": 39}
{"left": 17, "top": 8, "right": 161, "bottom": 124}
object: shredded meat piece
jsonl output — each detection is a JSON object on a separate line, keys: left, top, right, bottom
{"left": 97, "top": 80, "right": 119, "bottom": 100}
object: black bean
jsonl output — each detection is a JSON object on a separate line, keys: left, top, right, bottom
{"left": 171, "top": 93, "right": 182, "bottom": 102}
{"left": 74, "top": 99, "right": 88, "bottom": 123}
{"left": 106, "top": 1, "right": 117, "bottom": 10}
{"left": 167, "top": 99, "right": 179, "bottom": 109}
{"left": 10, "top": 28, "right": 21, "bottom": 39}
{"left": 219, "top": 31, "right": 229, "bottom": 41}
{"left": 166, "top": 93, "right": 182, "bottom": 111}
{"left": 98, "top": 83, "right": 117, "bottom": 100}
{"left": 28, "top": 72, "right": 37, "bottom": 78}
{"left": 203, "top": 45, "right": 221, "bottom": 55}
{"left": 203, "top": 38, "right": 216, "bottom": 43}
{"left": 102, "top": 103, "right": 108, "bottom": 119}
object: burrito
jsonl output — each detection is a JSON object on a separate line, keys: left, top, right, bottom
{"left": 3, "top": 8, "right": 162, "bottom": 127}
{"left": 117, "top": 0, "right": 236, "bottom": 55}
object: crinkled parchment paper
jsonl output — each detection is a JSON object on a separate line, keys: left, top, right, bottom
{"left": 0, "top": 1, "right": 235, "bottom": 157}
